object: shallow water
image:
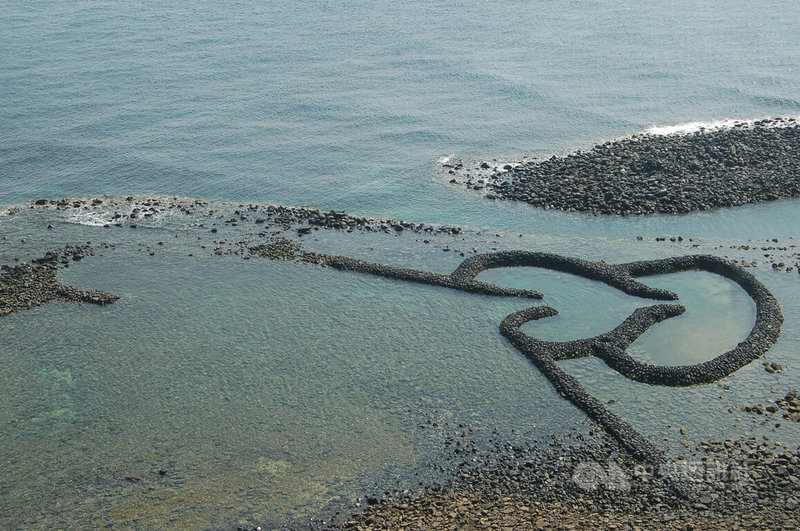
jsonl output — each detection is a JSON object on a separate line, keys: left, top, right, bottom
{"left": 1, "top": 204, "right": 799, "bottom": 528}
{"left": 2, "top": 0, "right": 800, "bottom": 528}
{"left": 0, "top": 224, "right": 586, "bottom": 528}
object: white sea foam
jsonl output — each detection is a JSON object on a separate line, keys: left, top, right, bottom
{"left": 646, "top": 116, "right": 799, "bottom": 136}
{"left": 64, "top": 208, "right": 120, "bottom": 227}
{"left": 61, "top": 196, "right": 207, "bottom": 229}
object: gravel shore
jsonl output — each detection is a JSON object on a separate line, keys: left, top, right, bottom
{"left": 330, "top": 430, "right": 800, "bottom": 530}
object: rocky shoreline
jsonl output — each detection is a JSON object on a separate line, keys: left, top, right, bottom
{"left": 446, "top": 117, "right": 800, "bottom": 215}
{"left": 15, "top": 195, "right": 800, "bottom": 276}
{"left": 0, "top": 244, "right": 118, "bottom": 316}
{"left": 330, "top": 430, "right": 800, "bottom": 530}
{"left": 24, "top": 196, "right": 464, "bottom": 237}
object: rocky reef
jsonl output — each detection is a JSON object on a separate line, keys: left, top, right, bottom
{"left": 448, "top": 118, "right": 800, "bottom": 215}
{"left": 0, "top": 245, "right": 118, "bottom": 316}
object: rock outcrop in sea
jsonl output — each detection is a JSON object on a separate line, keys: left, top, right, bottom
{"left": 0, "top": 245, "right": 118, "bottom": 316}
{"left": 446, "top": 117, "right": 800, "bottom": 215}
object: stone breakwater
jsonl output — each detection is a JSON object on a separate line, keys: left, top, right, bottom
{"left": 307, "top": 251, "right": 787, "bottom": 530}
{"left": 449, "top": 117, "right": 800, "bottom": 215}
{"left": 500, "top": 304, "right": 680, "bottom": 467}
{"left": 615, "top": 255, "right": 784, "bottom": 385}
{"left": 499, "top": 253, "right": 782, "bottom": 473}
{"left": 249, "top": 242, "right": 679, "bottom": 301}
{"left": 250, "top": 238, "right": 545, "bottom": 299}
{"left": 0, "top": 245, "right": 118, "bottom": 317}
{"left": 250, "top": 244, "right": 783, "bottom": 474}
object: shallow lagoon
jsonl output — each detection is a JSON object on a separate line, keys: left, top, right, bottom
{"left": 0, "top": 200, "right": 798, "bottom": 528}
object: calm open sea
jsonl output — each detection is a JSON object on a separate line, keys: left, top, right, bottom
{"left": 1, "top": 1, "right": 799, "bottom": 528}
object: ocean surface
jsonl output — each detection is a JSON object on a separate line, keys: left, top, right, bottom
{"left": 1, "top": 1, "right": 799, "bottom": 528}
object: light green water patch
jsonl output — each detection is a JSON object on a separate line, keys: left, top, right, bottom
{"left": 476, "top": 267, "right": 654, "bottom": 342}
{"left": 475, "top": 266, "right": 758, "bottom": 367}
{"left": 629, "top": 271, "right": 755, "bottom": 366}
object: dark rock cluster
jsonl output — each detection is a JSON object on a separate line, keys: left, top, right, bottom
{"left": 0, "top": 245, "right": 119, "bottom": 316}
{"left": 764, "top": 360, "right": 788, "bottom": 373}
{"left": 775, "top": 391, "right": 800, "bottom": 422}
{"left": 693, "top": 437, "right": 800, "bottom": 515}
{"left": 229, "top": 203, "right": 446, "bottom": 235}
{"left": 248, "top": 238, "right": 308, "bottom": 262}
{"left": 742, "top": 391, "right": 800, "bottom": 423}
{"left": 646, "top": 234, "right": 800, "bottom": 278}
{"left": 28, "top": 196, "right": 463, "bottom": 237}
{"left": 453, "top": 118, "right": 800, "bottom": 215}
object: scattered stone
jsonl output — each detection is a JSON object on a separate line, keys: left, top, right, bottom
{"left": 332, "top": 431, "right": 800, "bottom": 530}
{"left": 763, "top": 360, "right": 787, "bottom": 373}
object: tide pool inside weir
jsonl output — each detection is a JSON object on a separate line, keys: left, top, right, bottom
{"left": 478, "top": 267, "right": 756, "bottom": 367}
{"left": 0, "top": 201, "right": 799, "bottom": 528}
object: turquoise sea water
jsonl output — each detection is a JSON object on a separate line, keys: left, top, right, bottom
{"left": 2, "top": 1, "right": 800, "bottom": 528}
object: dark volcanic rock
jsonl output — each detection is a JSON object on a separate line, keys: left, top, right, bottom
{"left": 458, "top": 118, "right": 800, "bottom": 215}
{"left": 325, "top": 410, "right": 800, "bottom": 531}
{"left": 329, "top": 429, "right": 800, "bottom": 530}
{"left": 0, "top": 245, "right": 119, "bottom": 317}
{"left": 742, "top": 390, "right": 800, "bottom": 422}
